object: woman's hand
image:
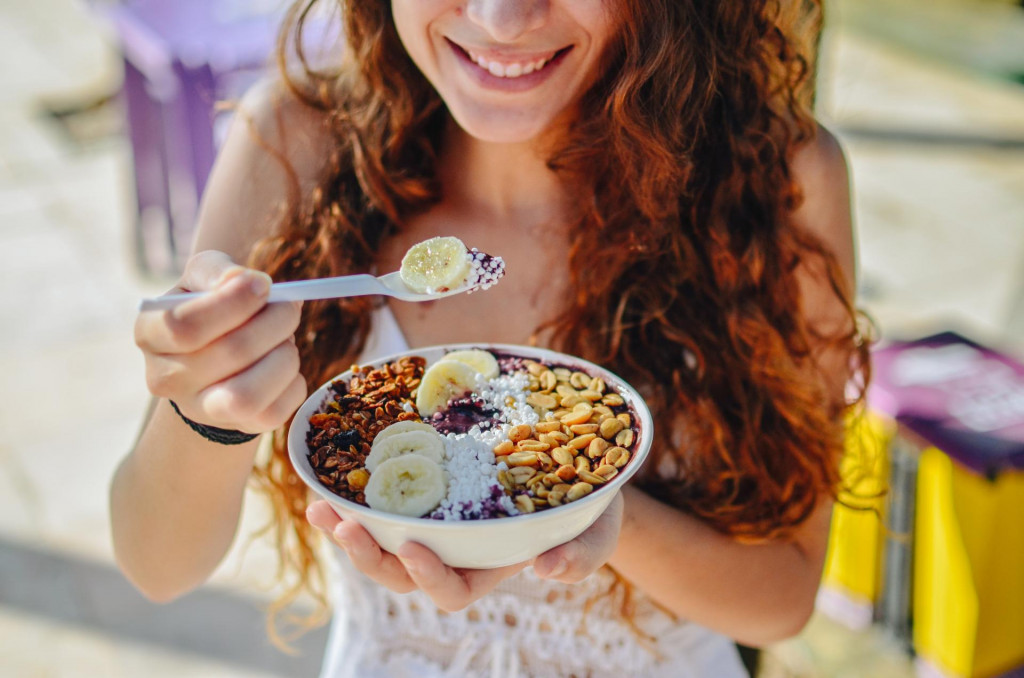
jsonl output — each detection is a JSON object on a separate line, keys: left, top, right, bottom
{"left": 134, "top": 250, "right": 306, "bottom": 434}
{"left": 533, "top": 489, "right": 624, "bottom": 582}
{"left": 306, "top": 490, "right": 624, "bottom": 611}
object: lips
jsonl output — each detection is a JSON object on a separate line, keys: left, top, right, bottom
{"left": 446, "top": 38, "right": 573, "bottom": 90}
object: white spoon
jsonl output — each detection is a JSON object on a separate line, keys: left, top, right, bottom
{"left": 139, "top": 271, "right": 477, "bottom": 311}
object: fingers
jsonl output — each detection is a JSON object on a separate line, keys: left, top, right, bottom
{"left": 304, "top": 502, "right": 529, "bottom": 607}
{"left": 137, "top": 271, "right": 273, "bottom": 355}
{"left": 305, "top": 501, "right": 417, "bottom": 594}
{"left": 194, "top": 339, "right": 304, "bottom": 431}
{"left": 177, "top": 250, "right": 246, "bottom": 293}
{"left": 534, "top": 491, "right": 624, "bottom": 583}
{"left": 145, "top": 300, "right": 302, "bottom": 395}
{"left": 397, "top": 542, "right": 529, "bottom": 612}
{"left": 329, "top": 520, "right": 419, "bottom": 594}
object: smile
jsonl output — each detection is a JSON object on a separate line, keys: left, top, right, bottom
{"left": 447, "top": 39, "right": 573, "bottom": 90}
{"left": 464, "top": 50, "right": 556, "bottom": 79}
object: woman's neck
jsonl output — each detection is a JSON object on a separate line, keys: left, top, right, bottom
{"left": 437, "top": 118, "right": 571, "bottom": 226}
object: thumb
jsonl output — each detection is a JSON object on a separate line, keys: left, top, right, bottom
{"left": 176, "top": 250, "right": 259, "bottom": 294}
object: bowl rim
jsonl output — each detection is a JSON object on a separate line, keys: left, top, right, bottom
{"left": 287, "top": 342, "right": 654, "bottom": 527}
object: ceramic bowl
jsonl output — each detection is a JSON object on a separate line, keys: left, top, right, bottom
{"left": 288, "top": 343, "right": 653, "bottom": 569}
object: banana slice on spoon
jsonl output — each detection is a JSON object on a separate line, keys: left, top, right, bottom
{"left": 399, "top": 236, "right": 504, "bottom": 295}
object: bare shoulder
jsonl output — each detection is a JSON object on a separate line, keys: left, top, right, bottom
{"left": 191, "top": 77, "right": 335, "bottom": 260}
{"left": 789, "top": 123, "right": 855, "bottom": 284}
{"left": 234, "top": 77, "right": 334, "bottom": 182}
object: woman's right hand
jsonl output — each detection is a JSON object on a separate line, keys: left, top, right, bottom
{"left": 133, "top": 250, "right": 306, "bottom": 434}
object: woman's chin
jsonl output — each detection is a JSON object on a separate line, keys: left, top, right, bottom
{"left": 448, "top": 109, "right": 556, "bottom": 146}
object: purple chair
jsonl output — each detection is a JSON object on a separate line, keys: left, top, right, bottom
{"left": 102, "top": 1, "right": 286, "bottom": 275}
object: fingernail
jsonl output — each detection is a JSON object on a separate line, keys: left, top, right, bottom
{"left": 333, "top": 527, "right": 349, "bottom": 546}
{"left": 544, "top": 559, "right": 568, "bottom": 579}
{"left": 250, "top": 272, "right": 272, "bottom": 296}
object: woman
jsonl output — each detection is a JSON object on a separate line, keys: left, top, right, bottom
{"left": 112, "top": 0, "right": 869, "bottom": 675}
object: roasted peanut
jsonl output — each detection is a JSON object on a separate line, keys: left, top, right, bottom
{"left": 493, "top": 440, "right": 516, "bottom": 456}
{"left": 555, "top": 384, "right": 577, "bottom": 399}
{"left": 602, "top": 393, "right": 625, "bottom": 407}
{"left": 567, "top": 482, "right": 594, "bottom": 502}
{"left": 535, "top": 420, "right": 562, "bottom": 434}
{"left": 604, "top": 446, "right": 630, "bottom": 468}
{"left": 555, "top": 464, "right": 577, "bottom": 482}
{"left": 527, "top": 393, "right": 558, "bottom": 410}
{"left": 515, "top": 494, "right": 536, "bottom": 513}
{"left": 560, "top": 394, "right": 587, "bottom": 408}
{"left": 569, "top": 371, "right": 591, "bottom": 389}
{"left": 567, "top": 433, "right": 597, "bottom": 450}
{"left": 508, "top": 424, "right": 533, "bottom": 443}
{"left": 551, "top": 447, "right": 575, "bottom": 467}
{"left": 507, "top": 451, "right": 540, "bottom": 467}
{"left": 587, "top": 437, "right": 611, "bottom": 459}
{"left": 517, "top": 439, "right": 551, "bottom": 453}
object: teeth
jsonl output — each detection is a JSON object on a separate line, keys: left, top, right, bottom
{"left": 467, "top": 50, "right": 553, "bottom": 79}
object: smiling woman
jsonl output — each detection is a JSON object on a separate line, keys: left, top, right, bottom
{"left": 391, "top": 0, "right": 619, "bottom": 141}
{"left": 112, "top": 0, "right": 871, "bottom": 676}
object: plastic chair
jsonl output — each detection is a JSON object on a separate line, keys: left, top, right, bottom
{"left": 101, "top": 0, "right": 284, "bottom": 275}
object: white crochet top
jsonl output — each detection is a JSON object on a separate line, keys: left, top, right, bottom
{"left": 320, "top": 554, "right": 746, "bottom": 678}
{"left": 316, "top": 307, "right": 748, "bottom": 678}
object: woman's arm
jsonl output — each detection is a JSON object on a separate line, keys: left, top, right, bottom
{"left": 538, "top": 125, "right": 857, "bottom": 647}
{"left": 608, "top": 487, "right": 831, "bottom": 646}
{"left": 110, "top": 80, "right": 329, "bottom": 601}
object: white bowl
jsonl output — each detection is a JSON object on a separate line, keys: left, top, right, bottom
{"left": 288, "top": 343, "right": 654, "bottom": 569}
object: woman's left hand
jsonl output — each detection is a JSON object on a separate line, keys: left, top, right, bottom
{"left": 532, "top": 489, "right": 624, "bottom": 583}
{"left": 306, "top": 490, "right": 623, "bottom": 611}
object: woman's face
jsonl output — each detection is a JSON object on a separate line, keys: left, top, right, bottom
{"left": 392, "top": 0, "right": 621, "bottom": 144}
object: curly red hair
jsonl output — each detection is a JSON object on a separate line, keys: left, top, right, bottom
{"left": 246, "top": 0, "right": 871, "bottom": 644}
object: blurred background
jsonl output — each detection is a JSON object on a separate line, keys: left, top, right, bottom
{"left": 1, "top": 0, "right": 1022, "bottom": 676}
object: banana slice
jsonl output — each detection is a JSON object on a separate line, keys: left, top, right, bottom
{"left": 439, "top": 349, "right": 500, "bottom": 380}
{"left": 415, "top": 359, "right": 480, "bottom": 416}
{"left": 399, "top": 236, "right": 472, "bottom": 293}
{"left": 372, "top": 420, "right": 439, "bottom": 443}
{"left": 365, "top": 429, "right": 446, "bottom": 473}
{"left": 364, "top": 454, "right": 448, "bottom": 518}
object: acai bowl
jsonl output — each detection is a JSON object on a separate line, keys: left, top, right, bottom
{"left": 287, "top": 344, "right": 653, "bottom": 569}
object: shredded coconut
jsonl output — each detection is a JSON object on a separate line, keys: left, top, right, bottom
{"left": 429, "top": 371, "right": 537, "bottom": 520}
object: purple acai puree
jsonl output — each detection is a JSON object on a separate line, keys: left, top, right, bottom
{"left": 430, "top": 395, "right": 500, "bottom": 435}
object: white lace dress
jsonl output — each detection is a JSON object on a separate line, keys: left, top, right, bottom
{"left": 316, "top": 307, "right": 748, "bottom": 678}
